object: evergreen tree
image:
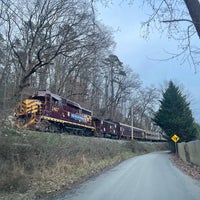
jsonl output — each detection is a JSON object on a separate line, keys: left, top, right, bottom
{"left": 153, "top": 81, "right": 197, "bottom": 143}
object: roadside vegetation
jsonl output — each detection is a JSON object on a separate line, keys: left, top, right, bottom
{"left": 0, "top": 126, "right": 167, "bottom": 199}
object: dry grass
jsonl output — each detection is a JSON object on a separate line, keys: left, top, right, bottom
{"left": 0, "top": 126, "right": 136, "bottom": 199}
{"left": 0, "top": 126, "right": 167, "bottom": 199}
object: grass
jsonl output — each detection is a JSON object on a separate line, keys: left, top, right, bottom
{"left": 0, "top": 125, "right": 168, "bottom": 199}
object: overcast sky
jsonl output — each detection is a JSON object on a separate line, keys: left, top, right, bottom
{"left": 96, "top": 1, "right": 200, "bottom": 123}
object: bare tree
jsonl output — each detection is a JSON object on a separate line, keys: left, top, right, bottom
{"left": 141, "top": 0, "right": 200, "bottom": 70}
{"left": 102, "top": 54, "right": 125, "bottom": 119}
{"left": 102, "top": 55, "right": 141, "bottom": 120}
{"left": 129, "top": 86, "right": 159, "bottom": 129}
{"left": 48, "top": 22, "right": 114, "bottom": 101}
{"left": 95, "top": 0, "right": 200, "bottom": 71}
{"left": 1, "top": 0, "right": 107, "bottom": 97}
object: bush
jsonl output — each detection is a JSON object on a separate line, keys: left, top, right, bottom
{"left": 127, "top": 140, "right": 168, "bottom": 153}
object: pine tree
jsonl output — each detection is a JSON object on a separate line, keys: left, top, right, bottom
{"left": 153, "top": 81, "right": 197, "bottom": 143}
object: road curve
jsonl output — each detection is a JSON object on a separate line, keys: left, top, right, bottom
{"left": 55, "top": 151, "right": 200, "bottom": 200}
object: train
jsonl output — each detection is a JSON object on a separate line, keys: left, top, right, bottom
{"left": 15, "top": 90, "right": 166, "bottom": 142}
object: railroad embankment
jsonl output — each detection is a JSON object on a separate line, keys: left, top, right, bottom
{"left": 0, "top": 126, "right": 167, "bottom": 199}
{"left": 178, "top": 140, "right": 200, "bottom": 166}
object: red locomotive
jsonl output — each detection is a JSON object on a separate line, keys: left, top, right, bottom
{"left": 15, "top": 90, "right": 95, "bottom": 135}
{"left": 15, "top": 90, "right": 166, "bottom": 141}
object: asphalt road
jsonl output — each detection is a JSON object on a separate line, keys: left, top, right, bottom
{"left": 55, "top": 151, "right": 200, "bottom": 200}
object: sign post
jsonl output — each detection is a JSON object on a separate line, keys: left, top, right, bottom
{"left": 171, "top": 134, "right": 180, "bottom": 154}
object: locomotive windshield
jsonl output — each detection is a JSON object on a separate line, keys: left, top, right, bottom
{"left": 31, "top": 95, "right": 45, "bottom": 102}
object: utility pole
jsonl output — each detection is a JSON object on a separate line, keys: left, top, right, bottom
{"left": 131, "top": 106, "right": 133, "bottom": 140}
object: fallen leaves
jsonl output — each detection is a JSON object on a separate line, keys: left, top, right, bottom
{"left": 171, "top": 154, "right": 200, "bottom": 181}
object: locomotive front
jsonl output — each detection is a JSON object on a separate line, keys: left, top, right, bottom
{"left": 15, "top": 98, "right": 42, "bottom": 128}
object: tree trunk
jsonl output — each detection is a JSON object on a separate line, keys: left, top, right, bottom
{"left": 184, "top": 0, "right": 200, "bottom": 39}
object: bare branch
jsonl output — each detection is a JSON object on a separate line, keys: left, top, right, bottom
{"left": 162, "top": 19, "right": 193, "bottom": 23}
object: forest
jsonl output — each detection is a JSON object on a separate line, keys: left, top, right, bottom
{"left": 0, "top": 0, "right": 176, "bottom": 131}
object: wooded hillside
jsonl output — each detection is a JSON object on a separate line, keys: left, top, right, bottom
{"left": 0, "top": 0, "right": 159, "bottom": 130}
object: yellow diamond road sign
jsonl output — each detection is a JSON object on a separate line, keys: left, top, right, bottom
{"left": 171, "top": 134, "right": 180, "bottom": 143}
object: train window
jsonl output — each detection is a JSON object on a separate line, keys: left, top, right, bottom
{"left": 52, "top": 98, "right": 59, "bottom": 106}
{"left": 62, "top": 98, "right": 67, "bottom": 105}
{"left": 45, "top": 94, "right": 51, "bottom": 103}
{"left": 31, "top": 96, "right": 45, "bottom": 102}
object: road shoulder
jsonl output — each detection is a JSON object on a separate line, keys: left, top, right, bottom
{"left": 170, "top": 154, "right": 200, "bottom": 181}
